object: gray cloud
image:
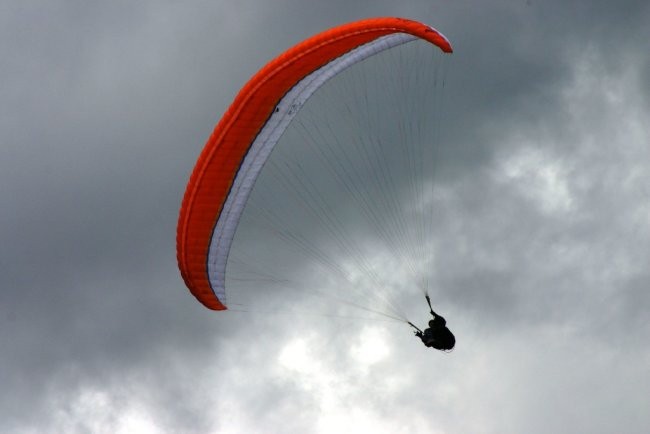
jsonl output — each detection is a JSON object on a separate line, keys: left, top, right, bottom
{"left": 1, "top": 1, "right": 649, "bottom": 433}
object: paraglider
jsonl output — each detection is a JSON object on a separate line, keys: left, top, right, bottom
{"left": 176, "top": 17, "right": 455, "bottom": 350}
{"left": 409, "top": 295, "right": 455, "bottom": 351}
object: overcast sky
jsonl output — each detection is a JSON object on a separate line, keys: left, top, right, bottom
{"left": 2, "top": 1, "right": 649, "bottom": 433}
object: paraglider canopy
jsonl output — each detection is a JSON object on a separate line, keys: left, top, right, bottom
{"left": 176, "top": 17, "right": 452, "bottom": 311}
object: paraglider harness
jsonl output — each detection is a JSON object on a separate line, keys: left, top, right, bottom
{"left": 409, "top": 295, "right": 456, "bottom": 352}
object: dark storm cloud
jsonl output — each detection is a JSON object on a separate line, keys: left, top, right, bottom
{"left": 1, "top": 1, "right": 649, "bottom": 433}
{"left": 0, "top": 3, "right": 228, "bottom": 430}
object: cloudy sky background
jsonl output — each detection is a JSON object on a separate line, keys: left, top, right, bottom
{"left": 2, "top": 1, "right": 649, "bottom": 433}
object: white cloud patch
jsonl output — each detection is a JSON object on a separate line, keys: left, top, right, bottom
{"left": 500, "top": 146, "right": 574, "bottom": 215}
{"left": 51, "top": 388, "right": 160, "bottom": 434}
{"left": 269, "top": 328, "right": 441, "bottom": 434}
{"left": 349, "top": 326, "right": 390, "bottom": 367}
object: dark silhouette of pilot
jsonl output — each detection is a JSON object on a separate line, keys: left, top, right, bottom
{"left": 410, "top": 295, "right": 455, "bottom": 351}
